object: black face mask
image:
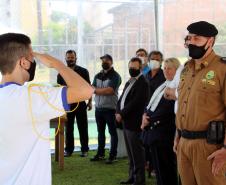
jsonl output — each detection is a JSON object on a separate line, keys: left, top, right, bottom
{"left": 27, "top": 59, "right": 36, "bottom": 81}
{"left": 129, "top": 68, "right": 140, "bottom": 77}
{"left": 188, "top": 42, "right": 208, "bottom": 59}
{"left": 66, "top": 60, "right": 76, "bottom": 67}
{"left": 102, "top": 63, "right": 110, "bottom": 70}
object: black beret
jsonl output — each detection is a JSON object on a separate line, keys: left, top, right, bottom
{"left": 100, "top": 54, "right": 113, "bottom": 62}
{"left": 187, "top": 21, "right": 218, "bottom": 37}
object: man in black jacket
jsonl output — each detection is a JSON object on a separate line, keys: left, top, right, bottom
{"left": 57, "top": 50, "right": 92, "bottom": 157}
{"left": 116, "top": 57, "right": 149, "bottom": 185}
{"left": 145, "top": 50, "right": 165, "bottom": 97}
{"left": 144, "top": 50, "right": 165, "bottom": 176}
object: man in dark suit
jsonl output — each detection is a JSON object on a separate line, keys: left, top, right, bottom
{"left": 116, "top": 57, "right": 149, "bottom": 185}
{"left": 57, "top": 50, "right": 92, "bottom": 157}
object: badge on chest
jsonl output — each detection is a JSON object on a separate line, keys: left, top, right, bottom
{"left": 201, "top": 70, "right": 216, "bottom": 86}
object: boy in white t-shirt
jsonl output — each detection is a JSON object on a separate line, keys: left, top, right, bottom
{"left": 0, "top": 33, "right": 94, "bottom": 185}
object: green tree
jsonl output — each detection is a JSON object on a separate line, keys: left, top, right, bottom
{"left": 33, "top": 11, "right": 93, "bottom": 45}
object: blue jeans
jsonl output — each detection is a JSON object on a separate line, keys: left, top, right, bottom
{"left": 95, "top": 109, "right": 118, "bottom": 157}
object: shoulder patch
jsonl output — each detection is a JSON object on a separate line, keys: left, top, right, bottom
{"left": 220, "top": 57, "right": 226, "bottom": 64}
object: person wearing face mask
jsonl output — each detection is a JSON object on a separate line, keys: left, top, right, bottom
{"left": 135, "top": 48, "right": 149, "bottom": 75}
{"left": 0, "top": 33, "right": 93, "bottom": 185}
{"left": 163, "top": 39, "right": 188, "bottom": 185}
{"left": 141, "top": 58, "right": 180, "bottom": 185}
{"left": 145, "top": 50, "right": 165, "bottom": 97}
{"left": 142, "top": 50, "right": 165, "bottom": 176}
{"left": 116, "top": 57, "right": 149, "bottom": 185}
{"left": 57, "top": 50, "right": 92, "bottom": 157}
{"left": 174, "top": 21, "right": 226, "bottom": 185}
{"left": 164, "top": 36, "right": 189, "bottom": 113}
{"left": 91, "top": 54, "right": 121, "bottom": 164}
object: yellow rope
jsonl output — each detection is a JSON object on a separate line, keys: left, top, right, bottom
{"left": 28, "top": 83, "right": 79, "bottom": 140}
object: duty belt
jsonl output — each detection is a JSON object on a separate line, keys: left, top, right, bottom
{"left": 178, "top": 129, "right": 207, "bottom": 139}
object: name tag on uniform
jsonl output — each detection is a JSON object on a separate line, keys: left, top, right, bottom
{"left": 201, "top": 79, "right": 216, "bottom": 86}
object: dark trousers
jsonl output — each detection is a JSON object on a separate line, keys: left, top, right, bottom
{"left": 123, "top": 129, "right": 145, "bottom": 185}
{"left": 144, "top": 145, "right": 153, "bottom": 174}
{"left": 65, "top": 102, "right": 89, "bottom": 153}
{"left": 150, "top": 141, "right": 178, "bottom": 185}
{"left": 95, "top": 109, "right": 118, "bottom": 157}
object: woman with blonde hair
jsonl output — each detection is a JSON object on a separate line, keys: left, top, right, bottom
{"left": 141, "top": 58, "right": 180, "bottom": 185}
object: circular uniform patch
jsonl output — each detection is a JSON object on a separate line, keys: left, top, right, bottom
{"left": 205, "top": 70, "right": 215, "bottom": 80}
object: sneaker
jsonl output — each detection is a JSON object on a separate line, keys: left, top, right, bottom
{"left": 105, "top": 155, "right": 117, "bottom": 164}
{"left": 119, "top": 178, "right": 134, "bottom": 184}
{"left": 80, "top": 152, "right": 88, "bottom": 157}
{"left": 150, "top": 170, "right": 156, "bottom": 177}
{"left": 90, "top": 154, "right": 105, "bottom": 161}
{"left": 64, "top": 152, "right": 72, "bottom": 157}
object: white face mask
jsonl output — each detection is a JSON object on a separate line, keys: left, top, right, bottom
{"left": 148, "top": 60, "right": 160, "bottom": 69}
{"left": 139, "top": 57, "right": 145, "bottom": 64}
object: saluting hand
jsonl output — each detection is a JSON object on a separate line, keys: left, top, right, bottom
{"left": 33, "top": 52, "right": 62, "bottom": 68}
{"left": 207, "top": 148, "right": 226, "bottom": 176}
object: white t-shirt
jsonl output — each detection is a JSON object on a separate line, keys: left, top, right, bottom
{"left": 0, "top": 82, "right": 69, "bottom": 185}
{"left": 167, "top": 65, "right": 184, "bottom": 113}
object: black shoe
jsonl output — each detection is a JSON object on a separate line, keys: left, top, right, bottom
{"left": 64, "top": 152, "right": 72, "bottom": 157}
{"left": 80, "top": 152, "right": 88, "bottom": 157}
{"left": 90, "top": 154, "right": 105, "bottom": 161}
{"left": 119, "top": 179, "right": 134, "bottom": 184}
{"left": 105, "top": 155, "right": 117, "bottom": 164}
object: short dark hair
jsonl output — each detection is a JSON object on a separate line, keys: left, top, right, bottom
{"left": 129, "top": 57, "right": 142, "bottom": 66}
{"left": 136, "top": 48, "right": 148, "bottom": 56}
{"left": 66, "top": 50, "right": 76, "bottom": 56}
{"left": 148, "top": 50, "right": 163, "bottom": 61}
{"left": 0, "top": 33, "right": 31, "bottom": 74}
{"left": 100, "top": 54, "right": 113, "bottom": 63}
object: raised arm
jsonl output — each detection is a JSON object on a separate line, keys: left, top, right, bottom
{"left": 33, "top": 52, "right": 94, "bottom": 104}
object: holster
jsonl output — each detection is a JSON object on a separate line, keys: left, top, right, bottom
{"left": 207, "top": 121, "right": 225, "bottom": 144}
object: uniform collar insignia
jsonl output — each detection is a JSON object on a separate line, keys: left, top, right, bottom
{"left": 196, "top": 51, "right": 216, "bottom": 70}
